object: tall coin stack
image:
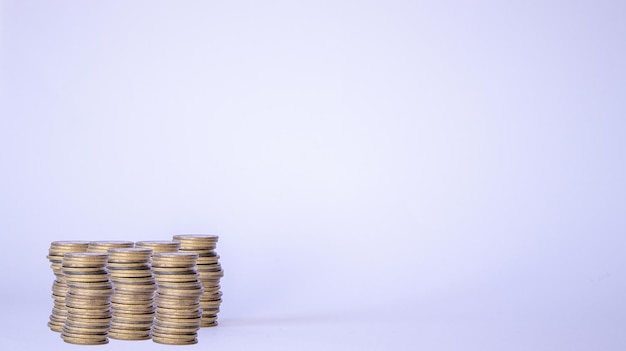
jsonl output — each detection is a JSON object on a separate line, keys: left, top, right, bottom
{"left": 61, "top": 253, "right": 113, "bottom": 345}
{"left": 151, "top": 252, "right": 204, "bottom": 345}
{"left": 47, "top": 241, "right": 90, "bottom": 332}
{"left": 173, "top": 234, "right": 223, "bottom": 327}
{"left": 107, "top": 248, "right": 156, "bottom": 341}
{"left": 87, "top": 240, "right": 134, "bottom": 253}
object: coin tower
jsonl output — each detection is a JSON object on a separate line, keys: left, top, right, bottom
{"left": 61, "top": 252, "right": 113, "bottom": 345}
{"left": 107, "top": 248, "right": 156, "bottom": 340}
{"left": 47, "top": 241, "right": 90, "bottom": 332}
{"left": 172, "top": 235, "right": 223, "bottom": 327}
{"left": 151, "top": 252, "right": 204, "bottom": 345}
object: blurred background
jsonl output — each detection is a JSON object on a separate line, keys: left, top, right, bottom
{"left": 1, "top": 0, "right": 625, "bottom": 350}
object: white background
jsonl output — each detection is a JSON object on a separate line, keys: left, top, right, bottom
{"left": 1, "top": 0, "right": 626, "bottom": 350}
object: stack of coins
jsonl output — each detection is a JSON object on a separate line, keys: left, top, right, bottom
{"left": 61, "top": 253, "right": 113, "bottom": 345}
{"left": 173, "top": 234, "right": 223, "bottom": 327}
{"left": 47, "top": 241, "right": 90, "bottom": 332}
{"left": 87, "top": 241, "right": 134, "bottom": 253}
{"left": 107, "top": 248, "right": 156, "bottom": 340}
{"left": 151, "top": 253, "right": 204, "bottom": 345}
{"left": 135, "top": 241, "right": 181, "bottom": 255}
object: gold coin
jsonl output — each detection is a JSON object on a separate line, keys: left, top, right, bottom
{"left": 49, "top": 241, "right": 90, "bottom": 256}
{"left": 108, "top": 256, "right": 150, "bottom": 266}
{"left": 66, "top": 307, "right": 112, "bottom": 316}
{"left": 179, "top": 248, "right": 216, "bottom": 256}
{"left": 110, "top": 319, "right": 154, "bottom": 328}
{"left": 151, "top": 329, "right": 198, "bottom": 338}
{"left": 109, "top": 270, "right": 153, "bottom": 279}
{"left": 200, "top": 289, "right": 222, "bottom": 297}
{"left": 198, "top": 269, "right": 224, "bottom": 277}
{"left": 61, "top": 267, "right": 108, "bottom": 275}
{"left": 111, "top": 278, "right": 155, "bottom": 286}
{"left": 152, "top": 252, "right": 198, "bottom": 265}
{"left": 200, "top": 301, "right": 221, "bottom": 309}
{"left": 200, "top": 314, "right": 218, "bottom": 321}
{"left": 154, "top": 294, "right": 201, "bottom": 303}
{"left": 62, "top": 328, "right": 109, "bottom": 337}
{"left": 111, "top": 292, "right": 154, "bottom": 301}
{"left": 111, "top": 314, "right": 155, "bottom": 324}
{"left": 112, "top": 278, "right": 156, "bottom": 285}
{"left": 63, "top": 325, "right": 109, "bottom": 335}
{"left": 155, "top": 306, "right": 202, "bottom": 316}
{"left": 108, "top": 331, "right": 151, "bottom": 340}
{"left": 196, "top": 258, "right": 220, "bottom": 266}
{"left": 65, "top": 315, "right": 112, "bottom": 325}
{"left": 63, "top": 277, "right": 107, "bottom": 286}
{"left": 153, "top": 318, "right": 200, "bottom": 328}
{"left": 108, "top": 247, "right": 152, "bottom": 255}
{"left": 109, "top": 329, "right": 152, "bottom": 337}
{"left": 152, "top": 325, "right": 199, "bottom": 336}
{"left": 111, "top": 310, "right": 154, "bottom": 319}
{"left": 107, "top": 260, "right": 150, "bottom": 267}
{"left": 199, "top": 279, "right": 221, "bottom": 286}
{"left": 86, "top": 241, "right": 134, "bottom": 253}
{"left": 66, "top": 279, "right": 112, "bottom": 287}
{"left": 157, "top": 280, "right": 203, "bottom": 289}
{"left": 154, "top": 276, "right": 200, "bottom": 284}
{"left": 109, "top": 269, "right": 151, "bottom": 278}
{"left": 155, "top": 278, "right": 201, "bottom": 286}
{"left": 154, "top": 302, "right": 200, "bottom": 310}
{"left": 64, "top": 318, "right": 110, "bottom": 328}
{"left": 200, "top": 290, "right": 222, "bottom": 298}
{"left": 152, "top": 335, "right": 197, "bottom": 345}
{"left": 112, "top": 281, "right": 157, "bottom": 289}
{"left": 61, "top": 334, "right": 108, "bottom": 345}
{"left": 173, "top": 234, "right": 218, "bottom": 241}
{"left": 196, "top": 262, "right": 222, "bottom": 271}
{"left": 48, "top": 322, "right": 63, "bottom": 332}
{"left": 109, "top": 322, "right": 152, "bottom": 331}
{"left": 135, "top": 240, "right": 181, "bottom": 253}
{"left": 112, "top": 283, "right": 156, "bottom": 293}
{"left": 66, "top": 300, "right": 110, "bottom": 309}
{"left": 111, "top": 304, "right": 155, "bottom": 314}
{"left": 62, "top": 254, "right": 108, "bottom": 268}
{"left": 51, "top": 306, "right": 67, "bottom": 314}
{"left": 156, "top": 287, "right": 203, "bottom": 297}
{"left": 62, "top": 251, "right": 109, "bottom": 260}
{"left": 199, "top": 302, "right": 222, "bottom": 310}
{"left": 154, "top": 298, "right": 200, "bottom": 309}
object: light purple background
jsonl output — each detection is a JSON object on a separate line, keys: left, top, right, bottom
{"left": 1, "top": 1, "right": 625, "bottom": 350}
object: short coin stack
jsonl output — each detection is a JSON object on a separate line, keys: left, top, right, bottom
{"left": 47, "top": 241, "right": 90, "bottom": 332}
{"left": 87, "top": 240, "right": 134, "bottom": 253}
{"left": 173, "top": 234, "right": 223, "bottom": 327}
{"left": 135, "top": 241, "right": 181, "bottom": 256}
{"left": 61, "top": 253, "right": 113, "bottom": 345}
{"left": 107, "top": 248, "right": 156, "bottom": 341}
{"left": 151, "top": 252, "right": 204, "bottom": 345}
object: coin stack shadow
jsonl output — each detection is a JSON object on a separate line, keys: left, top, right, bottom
{"left": 151, "top": 252, "right": 204, "bottom": 345}
{"left": 173, "top": 234, "right": 223, "bottom": 327}
{"left": 107, "top": 248, "right": 156, "bottom": 341}
{"left": 87, "top": 240, "right": 134, "bottom": 253}
{"left": 61, "top": 253, "right": 113, "bottom": 345}
{"left": 47, "top": 241, "right": 90, "bottom": 332}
